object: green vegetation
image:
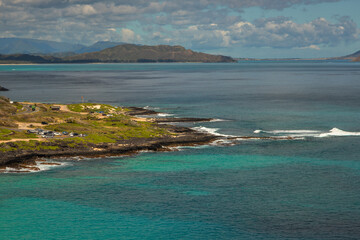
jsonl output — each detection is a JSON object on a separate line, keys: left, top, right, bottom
{"left": 67, "top": 103, "right": 120, "bottom": 114}
{"left": 44, "top": 116, "right": 168, "bottom": 144}
{"left": 0, "top": 98, "right": 172, "bottom": 153}
{"left": 0, "top": 140, "right": 60, "bottom": 152}
{"left": 0, "top": 128, "right": 37, "bottom": 140}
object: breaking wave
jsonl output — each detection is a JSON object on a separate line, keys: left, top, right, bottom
{"left": 254, "top": 128, "right": 360, "bottom": 138}
{"left": 143, "top": 106, "right": 160, "bottom": 110}
{"left": 157, "top": 113, "right": 174, "bottom": 117}
{"left": 2, "top": 160, "right": 69, "bottom": 174}
{"left": 192, "top": 126, "right": 237, "bottom": 137}
{"left": 209, "top": 118, "right": 230, "bottom": 122}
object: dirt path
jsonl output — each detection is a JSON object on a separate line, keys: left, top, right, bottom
{"left": 58, "top": 104, "right": 71, "bottom": 112}
{"left": 131, "top": 116, "right": 153, "bottom": 122}
{"left": 57, "top": 104, "right": 88, "bottom": 115}
{"left": 0, "top": 138, "right": 44, "bottom": 143}
{"left": 16, "top": 122, "right": 45, "bottom": 130}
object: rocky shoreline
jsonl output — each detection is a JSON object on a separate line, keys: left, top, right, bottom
{"left": 0, "top": 102, "right": 303, "bottom": 173}
{"left": 0, "top": 108, "right": 220, "bottom": 172}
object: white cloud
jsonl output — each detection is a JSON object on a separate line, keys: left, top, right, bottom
{"left": 299, "top": 45, "right": 321, "bottom": 50}
{"left": 229, "top": 17, "right": 358, "bottom": 48}
{"left": 66, "top": 4, "right": 96, "bottom": 16}
{"left": 0, "top": 0, "right": 357, "bottom": 51}
{"left": 120, "top": 28, "right": 141, "bottom": 42}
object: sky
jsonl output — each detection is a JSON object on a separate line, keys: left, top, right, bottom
{"left": 0, "top": 0, "right": 359, "bottom": 58}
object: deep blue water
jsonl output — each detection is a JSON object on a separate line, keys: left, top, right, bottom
{"left": 1, "top": 62, "right": 360, "bottom": 239}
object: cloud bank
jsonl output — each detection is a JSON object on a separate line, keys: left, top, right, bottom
{"left": 0, "top": 0, "right": 358, "bottom": 54}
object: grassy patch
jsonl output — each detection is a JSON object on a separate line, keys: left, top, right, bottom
{"left": 0, "top": 140, "right": 60, "bottom": 152}
{"left": 0, "top": 128, "right": 37, "bottom": 140}
{"left": 68, "top": 103, "right": 120, "bottom": 114}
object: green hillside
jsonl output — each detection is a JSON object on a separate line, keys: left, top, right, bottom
{"left": 65, "top": 44, "right": 236, "bottom": 63}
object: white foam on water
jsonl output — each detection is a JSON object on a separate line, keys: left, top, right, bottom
{"left": 36, "top": 161, "right": 69, "bottom": 172}
{"left": 144, "top": 106, "right": 160, "bottom": 110}
{"left": 192, "top": 126, "right": 237, "bottom": 137}
{"left": 210, "top": 139, "right": 237, "bottom": 146}
{"left": 254, "top": 129, "right": 324, "bottom": 138}
{"left": 254, "top": 128, "right": 360, "bottom": 138}
{"left": 210, "top": 118, "right": 229, "bottom": 122}
{"left": 2, "top": 160, "right": 69, "bottom": 173}
{"left": 167, "top": 146, "right": 184, "bottom": 151}
{"left": 176, "top": 145, "right": 210, "bottom": 150}
{"left": 318, "top": 128, "right": 360, "bottom": 137}
{"left": 157, "top": 113, "right": 174, "bottom": 117}
{"left": 138, "top": 149, "right": 155, "bottom": 153}
{"left": 254, "top": 129, "right": 321, "bottom": 134}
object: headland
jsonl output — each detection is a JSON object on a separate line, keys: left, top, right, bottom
{"left": 0, "top": 96, "right": 219, "bottom": 172}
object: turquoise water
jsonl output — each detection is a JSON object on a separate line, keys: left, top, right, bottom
{"left": 1, "top": 62, "right": 360, "bottom": 239}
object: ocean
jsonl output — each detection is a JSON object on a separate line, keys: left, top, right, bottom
{"left": 1, "top": 62, "right": 360, "bottom": 239}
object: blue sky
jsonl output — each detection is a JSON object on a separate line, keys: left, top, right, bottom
{"left": 0, "top": 0, "right": 359, "bottom": 58}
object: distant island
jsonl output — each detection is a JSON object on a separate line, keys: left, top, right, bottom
{"left": 65, "top": 44, "right": 235, "bottom": 63}
{"left": 0, "top": 43, "right": 235, "bottom": 64}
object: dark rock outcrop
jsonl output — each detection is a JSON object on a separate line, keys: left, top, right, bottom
{"left": 0, "top": 86, "right": 8, "bottom": 91}
{"left": 126, "top": 107, "right": 159, "bottom": 116}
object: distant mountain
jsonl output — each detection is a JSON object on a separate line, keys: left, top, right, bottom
{"left": 65, "top": 44, "right": 236, "bottom": 63}
{"left": 0, "top": 38, "right": 129, "bottom": 55}
{"left": 343, "top": 50, "right": 360, "bottom": 59}
{"left": 0, "top": 38, "right": 85, "bottom": 54}
{"left": 0, "top": 54, "right": 60, "bottom": 63}
{"left": 331, "top": 50, "right": 360, "bottom": 60}
{"left": 76, "top": 41, "right": 127, "bottom": 54}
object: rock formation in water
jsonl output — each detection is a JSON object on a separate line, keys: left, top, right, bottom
{"left": 0, "top": 86, "right": 9, "bottom": 91}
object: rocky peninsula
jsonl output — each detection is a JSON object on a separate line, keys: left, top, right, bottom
{"left": 0, "top": 97, "right": 219, "bottom": 172}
